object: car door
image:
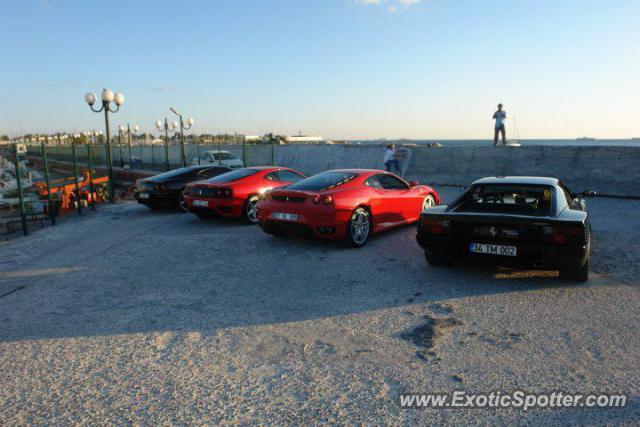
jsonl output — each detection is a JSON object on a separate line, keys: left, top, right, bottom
{"left": 376, "top": 173, "right": 413, "bottom": 225}
{"left": 363, "top": 175, "right": 389, "bottom": 230}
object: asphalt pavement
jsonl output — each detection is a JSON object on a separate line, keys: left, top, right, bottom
{"left": 1, "top": 188, "right": 639, "bottom": 425}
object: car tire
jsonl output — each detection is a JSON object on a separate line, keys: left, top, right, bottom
{"left": 177, "top": 192, "right": 188, "bottom": 213}
{"left": 344, "top": 207, "right": 371, "bottom": 248}
{"left": 422, "top": 194, "right": 436, "bottom": 212}
{"left": 243, "top": 195, "right": 260, "bottom": 224}
{"left": 559, "top": 258, "right": 589, "bottom": 282}
{"left": 424, "top": 251, "right": 452, "bottom": 267}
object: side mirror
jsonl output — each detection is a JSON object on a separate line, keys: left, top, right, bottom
{"left": 409, "top": 180, "right": 419, "bottom": 187}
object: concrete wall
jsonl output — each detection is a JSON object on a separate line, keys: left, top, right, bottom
{"left": 402, "top": 146, "right": 640, "bottom": 197}
{"left": 275, "top": 145, "right": 640, "bottom": 197}
{"left": 53, "top": 144, "right": 640, "bottom": 197}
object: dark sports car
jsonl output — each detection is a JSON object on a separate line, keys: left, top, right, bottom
{"left": 134, "top": 165, "right": 231, "bottom": 210}
{"left": 416, "top": 177, "right": 592, "bottom": 281}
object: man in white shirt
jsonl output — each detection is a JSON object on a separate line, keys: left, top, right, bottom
{"left": 384, "top": 144, "right": 400, "bottom": 173}
{"left": 493, "top": 103, "right": 507, "bottom": 146}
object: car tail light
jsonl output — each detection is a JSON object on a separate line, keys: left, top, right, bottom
{"left": 213, "top": 188, "right": 232, "bottom": 198}
{"left": 154, "top": 184, "right": 167, "bottom": 192}
{"left": 542, "top": 225, "right": 585, "bottom": 244}
{"left": 322, "top": 195, "right": 333, "bottom": 205}
{"left": 421, "top": 218, "right": 450, "bottom": 235}
{"left": 312, "top": 195, "right": 321, "bottom": 204}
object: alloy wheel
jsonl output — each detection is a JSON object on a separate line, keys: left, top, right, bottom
{"left": 422, "top": 195, "right": 435, "bottom": 212}
{"left": 246, "top": 196, "right": 259, "bottom": 223}
{"left": 179, "top": 192, "right": 188, "bottom": 212}
{"left": 350, "top": 210, "right": 370, "bottom": 245}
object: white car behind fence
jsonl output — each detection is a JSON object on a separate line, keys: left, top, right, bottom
{"left": 192, "top": 150, "right": 244, "bottom": 168}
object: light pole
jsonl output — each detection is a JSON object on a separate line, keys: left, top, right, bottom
{"left": 87, "top": 130, "right": 102, "bottom": 145}
{"left": 117, "top": 125, "right": 126, "bottom": 167}
{"left": 126, "top": 124, "right": 139, "bottom": 166}
{"left": 169, "top": 107, "right": 194, "bottom": 167}
{"left": 84, "top": 88, "right": 124, "bottom": 203}
{"left": 155, "top": 118, "right": 177, "bottom": 170}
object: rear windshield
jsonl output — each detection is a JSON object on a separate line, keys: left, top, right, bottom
{"left": 287, "top": 171, "right": 358, "bottom": 192}
{"left": 150, "top": 167, "right": 197, "bottom": 180}
{"left": 213, "top": 152, "right": 237, "bottom": 160}
{"left": 453, "top": 184, "right": 553, "bottom": 216}
{"left": 206, "top": 168, "right": 259, "bottom": 183}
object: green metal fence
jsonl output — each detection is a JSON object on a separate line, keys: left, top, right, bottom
{"left": 1, "top": 142, "right": 113, "bottom": 236}
{"left": 25, "top": 139, "right": 281, "bottom": 169}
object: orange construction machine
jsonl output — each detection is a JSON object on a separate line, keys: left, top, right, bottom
{"left": 35, "top": 170, "right": 110, "bottom": 210}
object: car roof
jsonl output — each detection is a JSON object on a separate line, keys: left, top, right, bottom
{"left": 188, "top": 165, "right": 229, "bottom": 170}
{"left": 203, "top": 150, "right": 232, "bottom": 154}
{"left": 247, "top": 166, "right": 283, "bottom": 171}
{"left": 472, "top": 176, "right": 560, "bottom": 186}
{"left": 323, "top": 169, "right": 388, "bottom": 175}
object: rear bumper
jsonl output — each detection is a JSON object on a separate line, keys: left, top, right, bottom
{"left": 258, "top": 204, "right": 350, "bottom": 240}
{"left": 183, "top": 195, "right": 244, "bottom": 218}
{"left": 416, "top": 233, "right": 589, "bottom": 270}
{"left": 134, "top": 191, "right": 179, "bottom": 208}
{"left": 262, "top": 220, "right": 317, "bottom": 238}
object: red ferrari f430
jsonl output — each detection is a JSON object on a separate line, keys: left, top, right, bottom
{"left": 257, "top": 169, "right": 440, "bottom": 246}
{"left": 183, "top": 167, "right": 306, "bottom": 223}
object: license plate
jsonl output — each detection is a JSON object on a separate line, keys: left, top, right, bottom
{"left": 139, "top": 193, "right": 150, "bottom": 199}
{"left": 470, "top": 243, "right": 517, "bottom": 257}
{"left": 273, "top": 212, "right": 298, "bottom": 222}
{"left": 193, "top": 200, "right": 209, "bottom": 207}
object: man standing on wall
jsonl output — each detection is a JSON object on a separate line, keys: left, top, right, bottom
{"left": 493, "top": 103, "right": 507, "bottom": 146}
{"left": 384, "top": 144, "right": 400, "bottom": 173}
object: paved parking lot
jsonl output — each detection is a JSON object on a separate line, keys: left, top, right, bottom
{"left": 1, "top": 188, "right": 639, "bottom": 425}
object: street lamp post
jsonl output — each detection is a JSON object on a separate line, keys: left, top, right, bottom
{"left": 126, "top": 124, "right": 139, "bottom": 166}
{"left": 84, "top": 88, "right": 124, "bottom": 203}
{"left": 169, "top": 107, "right": 194, "bottom": 167}
{"left": 117, "top": 126, "right": 126, "bottom": 167}
{"left": 155, "top": 118, "right": 177, "bottom": 170}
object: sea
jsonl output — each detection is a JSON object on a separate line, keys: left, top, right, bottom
{"left": 349, "top": 139, "right": 640, "bottom": 147}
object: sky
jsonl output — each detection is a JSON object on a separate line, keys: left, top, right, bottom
{"left": 1, "top": 0, "right": 639, "bottom": 140}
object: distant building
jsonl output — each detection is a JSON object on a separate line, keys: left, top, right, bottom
{"left": 283, "top": 135, "right": 324, "bottom": 144}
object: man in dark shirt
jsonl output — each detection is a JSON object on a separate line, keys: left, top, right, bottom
{"left": 493, "top": 103, "right": 507, "bottom": 146}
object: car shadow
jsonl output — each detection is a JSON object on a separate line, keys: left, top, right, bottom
{"left": 0, "top": 193, "right": 614, "bottom": 344}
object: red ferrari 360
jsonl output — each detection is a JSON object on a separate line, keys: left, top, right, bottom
{"left": 257, "top": 169, "right": 440, "bottom": 246}
{"left": 183, "top": 166, "right": 306, "bottom": 223}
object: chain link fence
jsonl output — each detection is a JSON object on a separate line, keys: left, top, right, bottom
{"left": 28, "top": 140, "right": 276, "bottom": 172}
{"left": 1, "top": 142, "right": 112, "bottom": 237}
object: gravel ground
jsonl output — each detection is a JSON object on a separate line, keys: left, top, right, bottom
{"left": 1, "top": 188, "right": 639, "bottom": 425}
